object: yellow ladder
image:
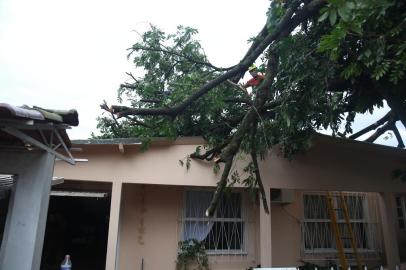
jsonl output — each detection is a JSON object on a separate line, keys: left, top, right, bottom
{"left": 326, "top": 191, "right": 363, "bottom": 270}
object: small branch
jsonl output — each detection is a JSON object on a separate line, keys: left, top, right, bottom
{"left": 227, "top": 79, "right": 250, "bottom": 96}
{"left": 120, "top": 83, "right": 137, "bottom": 90}
{"left": 206, "top": 158, "right": 233, "bottom": 217}
{"left": 125, "top": 116, "right": 152, "bottom": 129}
{"left": 349, "top": 111, "right": 392, "bottom": 139}
{"left": 223, "top": 98, "right": 252, "bottom": 105}
{"left": 129, "top": 45, "right": 233, "bottom": 72}
{"left": 101, "top": 100, "right": 121, "bottom": 129}
{"left": 190, "top": 140, "right": 230, "bottom": 161}
{"left": 139, "top": 99, "right": 162, "bottom": 104}
{"left": 126, "top": 72, "right": 138, "bottom": 82}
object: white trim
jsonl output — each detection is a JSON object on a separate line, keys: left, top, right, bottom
{"left": 50, "top": 191, "right": 108, "bottom": 198}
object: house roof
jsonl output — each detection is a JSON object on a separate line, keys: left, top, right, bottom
{"left": 0, "top": 103, "right": 79, "bottom": 149}
{"left": 71, "top": 133, "right": 406, "bottom": 155}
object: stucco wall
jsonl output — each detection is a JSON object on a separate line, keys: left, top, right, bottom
{"left": 271, "top": 191, "right": 302, "bottom": 267}
{"left": 117, "top": 184, "right": 260, "bottom": 270}
{"left": 55, "top": 135, "right": 406, "bottom": 192}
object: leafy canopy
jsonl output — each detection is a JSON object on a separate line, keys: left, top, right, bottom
{"left": 98, "top": 0, "right": 406, "bottom": 215}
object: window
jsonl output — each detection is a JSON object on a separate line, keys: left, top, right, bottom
{"left": 395, "top": 195, "right": 406, "bottom": 230}
{"left": 302, "top": 192, "right": 371, "bottom": 252}
{"left": 182, "top": 190, "right": 245, "bottom": 253}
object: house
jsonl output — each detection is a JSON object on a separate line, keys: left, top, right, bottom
{"left": 46, "top": 134, "right": 406, "bottom": 270}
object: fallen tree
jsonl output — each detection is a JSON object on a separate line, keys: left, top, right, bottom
{"left": 99, "top": 0, "right": 406, "bottom": 215}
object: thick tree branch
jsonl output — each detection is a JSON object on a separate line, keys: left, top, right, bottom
{"left": 392, "top": 124, "right": 405, "bottom": 148}
{"left": 205, "top": 158, "right": 233, "bottom": 217}
{"left": 349, "top": 111, "right": 392, "bottom": 139}
{"left": 250, "top": 122, "right": 269, "bottom": 214}
{"left": 386, "top": 96, "right": 406, "bottom": 129}
{"left": 364, "top": 119, "right": 396, "bottom": 143}
{"left": 205, "top": 52, "right": 278, "bottom": 217}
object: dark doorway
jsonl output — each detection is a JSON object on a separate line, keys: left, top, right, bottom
{"left": 41, "top": 192, "right": 111, "bottom": 270}
{"left": 0, "top": 190, "right": 11, "bottom": 245}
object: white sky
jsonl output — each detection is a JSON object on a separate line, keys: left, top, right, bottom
{"left": 0, "top": 0, "right": 269, "bottom": 139}
{"left": 0, "top": 0, "right": 404, "bottom": 147}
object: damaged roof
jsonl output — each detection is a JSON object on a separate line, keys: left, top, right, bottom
{"left": 0, "top": 103, "right": 79, "bottom": 148}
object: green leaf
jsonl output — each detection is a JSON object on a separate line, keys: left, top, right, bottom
{"left": 329, "top": 10, "right": 337, "bottom": 26}
{"left": 318, "top": 11, "right": 329, "bottom": 22}
{"left": 337, "top": 7, "right": 350, "bottom": 21}
{"left": 179, "top": 159, "right": 184, "bottom": 166}
{"left": 345, "top": 2, "right": 355, "bottom": 9}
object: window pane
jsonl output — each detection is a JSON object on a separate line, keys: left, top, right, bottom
{"left": 303, "top": 222, "right": 333, "bottom": 249}
{"left": 185, "top": 191, "right": 212, "bottom": 218}
{"left": 217, "top": 193, "right": 241, "bottom": 218}
{"left": 399, "top": 219, "right": 405, "bottom": 229}
{"left": 397, "top": 208, "right": 404, "bottom": 218}
{"left": 204, "top": 221, "right": 244, "bottom": 251}
{"left": 396, "top": 196, "right": 401, "bottom": 206}
{"left": 343, "top": 195, "right": 364, "bottom": 219}
{"left": 183, "top": 191, "right": 244, "bottom": 252}
{"left": 303, "top": 193, "right": 370, "bottom": 253}
{"left": 183, "top": 221, "right": 213, "bottom": 242}
{"left": 304, "top": 195, "right": 328, "bottom": 219}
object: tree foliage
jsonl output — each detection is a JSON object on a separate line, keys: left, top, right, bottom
{"left": 98, "top": 0, "right": 406, "bottom": 215}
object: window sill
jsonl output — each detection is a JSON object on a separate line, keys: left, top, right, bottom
{"left": 206, "top": 250, "right": 248, "bottom": 256}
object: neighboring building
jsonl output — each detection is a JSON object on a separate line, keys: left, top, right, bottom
{"left": 50, "top": 134, "right": 406, "bottom": 270}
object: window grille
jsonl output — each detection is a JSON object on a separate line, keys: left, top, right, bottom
{"left": 302, "top": 192, "right": 379, "bottom": 254}
{"left": 395, "top": 195, "right": 406, "bottom": 230}
{"left": 182, "top": 190, "right": 246, "bottom": 254}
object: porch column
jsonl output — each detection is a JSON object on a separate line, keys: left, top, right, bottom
{"left": 259, "top": 182, "right": 272, "bottom": 267}
{"left": 105, "top": 181, "right": 123, "bottom": 270}
{"left": 0, "top": 151, "right": 55, "bottom": 270}
{"left": 378, "top": 192, "right": 400, "bottom": 269}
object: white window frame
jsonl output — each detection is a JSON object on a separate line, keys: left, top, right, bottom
{"left": 302, "top": 192, "right": 374, "bottom": 254}
{"left": 182, "top": 189, "right": 247, "bottom": 255}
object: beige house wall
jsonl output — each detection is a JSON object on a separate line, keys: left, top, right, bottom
{"left": 270, "top": 191, "right": 302, "bottom": 267}
{"left": 55, "top": 135, "right": 406, "bottom": 192}
{"left": 118, "top": 184, "right": 260, "bottom": 270}
{"left": 52, "top": 134, "right": 406, "bottom": 269}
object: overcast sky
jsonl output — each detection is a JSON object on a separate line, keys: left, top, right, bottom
{"left": 0, "top": 0, "right": 404, "bottom": 147}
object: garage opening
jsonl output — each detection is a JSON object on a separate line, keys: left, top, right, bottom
{"left": 41, "top": 181, "right": 112, "bottom": 270}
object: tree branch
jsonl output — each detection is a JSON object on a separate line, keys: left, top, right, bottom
{"left": 190, "top": 140, "right": 230, "bottom": 161}
{"left": 101, "top": 100, "right": 121, "bottom": 129}
{"left": 223, "top": 98, "right": 252, "bottom": 105}
{"left": 139, "top": 99, "right": 162, "bottom": 104}
{"left": 125, "top": 116, "right": 153, "bottom": 128}
{"left": 349, "top": 111, "right": 392, "bottom": 139}
{"left": 364, "top": 119, "right": 396, "bottom": 143}
{"left": 250, "top": 121, "right": 269, "bottom": 214}
{"left": 128, "top": 45, "right": 233, "bottom": 72}
{"left": 392, "top": 124, "right": 405, "bottom": 148}
{"left": 103, "top": 0, "right": 326, "bottom": 119}
{"left": 205, "top": 158, "right": 233, "bottom": 217}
